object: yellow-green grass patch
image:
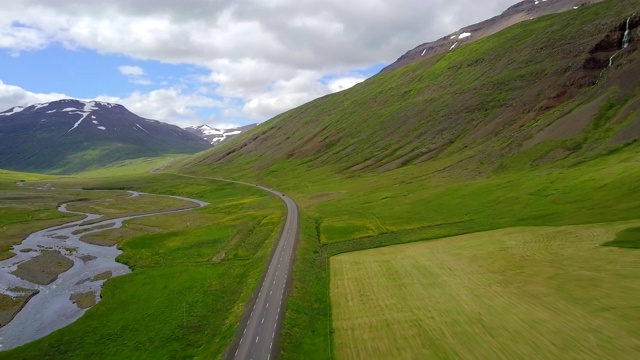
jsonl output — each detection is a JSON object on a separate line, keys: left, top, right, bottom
{"left": 331, "top": 221, "right": 640, "bottom": 359}
{"left": 321, "top": 220, "right": 380, "bottom": 244}
{"left": 66, "top": 193, "right": 197, "bottom": 218}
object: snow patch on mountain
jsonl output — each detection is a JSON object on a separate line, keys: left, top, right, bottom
{"left": 67, "top": 102, "right": 99, "bottom": 132}
{"left": 0, "top": 106, "right": 25, "bottom": 116}
{"left": 32, "top": 103, "right": 50, "bottom": 111}
{"left": 135, "top": 124, "right": 149, "bottom": 133}
{"left": 184, "top": 123, "right": 257, "bottom": 145}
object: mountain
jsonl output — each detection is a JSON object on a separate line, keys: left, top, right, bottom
{"left": 381, "top": 0, "right": 605, "bottom": 73}
{"left": 183, "top": 0, "right": 640, "bottom": 178}
{"left": 0, "top": 99, "right": 211, "bottom": 173}
{"left": 184, "top": 123, "right": 258, "bottom": 145}
{"left": 175, "top": 2, "right": 640, "bottom": 358}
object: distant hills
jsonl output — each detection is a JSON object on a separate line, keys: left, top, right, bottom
{"left": 184, "top": 123, "right": 258, "bottom": 145}
{"left": 0, "top": 99, "right": 210, "bottom": 173}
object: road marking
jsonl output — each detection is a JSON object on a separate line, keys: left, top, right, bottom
{"left": 256, "top": 336, "right": 259, "bottom": 343}
{"left": 236, "top": 349, "right": 238, "bottom": 356}
{"left": 262, "top": 318, "right": 264, "bottom": 324}
{"left": 270, "top": 290, "right": 272, "bottom": 295}
{"left": 266, "top": 303, "right": 269, "bottom": 308}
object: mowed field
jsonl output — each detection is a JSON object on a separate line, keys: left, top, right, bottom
{"left": 331, "top": 221, "right": 640, "bottom": 359}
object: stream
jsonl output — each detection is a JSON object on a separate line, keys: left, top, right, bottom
{"left": 0, "top": 191, "right": 208, "bottom": 351}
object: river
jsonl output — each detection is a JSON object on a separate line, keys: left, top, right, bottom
{"left": 0, "top": 191, "right": 208, "bottom": 351}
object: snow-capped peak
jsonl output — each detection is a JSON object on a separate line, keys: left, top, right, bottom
{"left": 184, "top": 123, "right": 257, "bottom": 145}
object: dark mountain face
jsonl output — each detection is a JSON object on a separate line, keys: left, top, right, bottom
{"left": 381, "top": 0, "right": 605, "bottom": 73}
{"left": 184, "top": 123, "right": 258, "bottom": 145}
{"left": 0, "top": 99, "right": 211, "bottom": 173}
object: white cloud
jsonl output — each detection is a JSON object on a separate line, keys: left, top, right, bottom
{"left": 118, "top": 65, "right": 144, "bottom": 76}
{"left": 0, "top": 80, "right": 67, "bottom": 111}
{"left": 0, "top": 0, "right": 518, "bottom": 124}
{"left": 327, "top": 76, "right": 366, "bottom": 92}
{"left": 207, "top": 122, "right": 243, "bottom": 130}
{"left": 96, "top": 87, "right": 225, "bottom": 123}
{"left": 118, "top": 65, "right": 152, "bottom": 85}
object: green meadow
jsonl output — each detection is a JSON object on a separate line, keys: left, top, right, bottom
{"left": 331, "top": 221, "right": 640, "bottom": 359}
{"left": 0, "top": 174, "right": 284, "bottom": 359}
{"left": 271, "top": 141, "right": 640, "bottom": 359}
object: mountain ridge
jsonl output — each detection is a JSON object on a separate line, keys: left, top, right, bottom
{"left": 381, "top": 0, "right": 606, "bottom": 73}
{"left": 0, "top": 99, "right": 210, "bottom": 173}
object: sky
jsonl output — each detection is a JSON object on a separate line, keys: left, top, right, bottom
{"left": 0, "top": 0, "right": 516, "bottom": 128}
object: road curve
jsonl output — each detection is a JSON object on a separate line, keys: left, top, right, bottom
{"left": 174, "top": 175, "right": 298, "bottom": 360}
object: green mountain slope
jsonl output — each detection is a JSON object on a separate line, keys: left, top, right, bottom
{"left": 187, "top": 0, "right": 640, "bottom": 178}
{"left": 177, "top": 3, "right": 640, "bottom": 357}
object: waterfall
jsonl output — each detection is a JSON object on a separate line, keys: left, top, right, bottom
{"left": 622, "top": 17, "right": 631, "bottom": 48}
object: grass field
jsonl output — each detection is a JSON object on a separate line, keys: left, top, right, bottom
{"left": 603, "top": 226, "right": 640, "bottom": 249}
{"left": 331, "top": 221, "right": 640, "bottom": 359}
{"left": 0, "top": 174, "right": 285, "bottom": 359}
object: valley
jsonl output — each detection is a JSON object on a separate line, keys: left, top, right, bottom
{"left": 1, "top": 0, "right": 639, "bottom": 359}
{"left": 0, "top": 173, "right": 285, "bottom": 358}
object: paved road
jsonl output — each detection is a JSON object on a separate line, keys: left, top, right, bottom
{"left": 174, "top": 175, "right": 298, "bottom": 360}
{"left": 228, "top": 183, "right": 298, "bottom": 360}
